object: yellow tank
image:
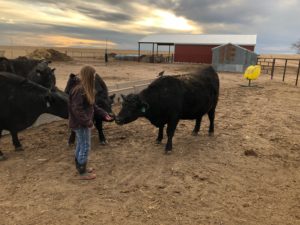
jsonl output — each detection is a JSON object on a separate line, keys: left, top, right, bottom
{"left": 244, "top": 65, "right": 261, "bottom": 80}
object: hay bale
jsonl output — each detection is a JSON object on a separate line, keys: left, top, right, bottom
{"left": 0, "top": 50, "right": 5, "bottom": 57}
{"left": 28, "top": 48, "right": 73, "bottom": 61}
{"left": 108, "top": 52, "right": 117, "bottom": 57}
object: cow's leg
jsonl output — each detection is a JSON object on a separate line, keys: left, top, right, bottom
{"left": 208, "top": 108, "right": 216, "bottom": 136}
{"left": 0, "top": 131, "right": 6, "bottom": 160}
{"left": 165, "top": 118, "right": 179, "bottom": 153}
{"left": 68, "top": 131, "right": 76, "bottom": 145}
{"left": 0, "top": 151, "right": 6, "bottom": 161}
{"left": 95, "top": 118, "right": 106, "bottom": 145}
{"left": 11, "top": 131, "right": 23, "bottom": 151}
{"left": 156, "top": 125, "right": 164, "bottom": 144}
{"left": 192, "top": 117, "right": 202, "bottom": 136}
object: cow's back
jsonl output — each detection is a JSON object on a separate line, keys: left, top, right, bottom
{"left": 180, "top": 66, "right": 219, "bottom": 118}
{"left": 0, "top": 72, "right": 47, "bottom": 131}
{"left": 10, "top": 59, "right": 40, "bottom": 77}
{"left": 141, "top": 66, "right": 219, "bottom": 124}
{"left": 141, "top": 76, "right": 185, "bottom": 126}
{"left": 95, "top": 74, "right": 109, "bottom": 101}
{"left": 0, "top": 72, "right": 46, "bottom": 108}
{"left": 0, "top": 57, "right": 15, "bottom": 73}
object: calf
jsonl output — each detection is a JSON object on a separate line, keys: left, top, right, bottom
{"left": 0, "top": 72, "right": 68, "bottom": 160}
{"left": 116, "top": 66, "right": 219, "bottom": 153}
{"left": 0, "top": 57, "right": 56, "bottom": 90}
{"left": 0, "top": 57, "right": 15, "bottom": 73}
{"left": 65, "top": 73, "right": 115, "bottom": 145}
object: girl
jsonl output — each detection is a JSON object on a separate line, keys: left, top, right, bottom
{"left": 69, "top": 65, "right": 113, "bottom": 180}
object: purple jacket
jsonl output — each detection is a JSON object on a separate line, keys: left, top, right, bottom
{"left": 68, "top": 85, "right": 108, "bottom": 129}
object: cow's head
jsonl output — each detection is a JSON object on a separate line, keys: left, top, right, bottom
{"left": 95, "top": 91, "right": 115, "bottom": 118}
{"left": 64, "top": 73, "right": 79, "bottom": 94}
{"left": 115, "top": 94, "right": 148, "bottom": 125}
{"left": 32, "top": 62, "right": 56, "bottom": 91}
{"left": 94, "top": 73, "right": 115, "bottom": 119}
{"left": 45, "top": 90, "right": 69, "bottom": 119}
{"left": 0, "top": 57, "right": 14, "bottom": 73}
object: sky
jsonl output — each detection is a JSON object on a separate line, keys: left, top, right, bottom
{"left": 0, "top": 0, "right": 299, "bottom": 54}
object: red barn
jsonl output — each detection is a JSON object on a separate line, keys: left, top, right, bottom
{"left": 138, "top": 34, "right": 257, "bottom": 64}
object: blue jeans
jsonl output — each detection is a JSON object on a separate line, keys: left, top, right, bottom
{"left": 74, "top": 128, "right": 91, "bottom": 165}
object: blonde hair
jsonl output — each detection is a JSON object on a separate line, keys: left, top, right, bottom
{"left": 79, "top": 65, "right": 96, "bottom": 105}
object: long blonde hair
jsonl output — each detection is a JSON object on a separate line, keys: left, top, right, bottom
{"left": 79, "top": 65, "right": 96, "bottom": 105}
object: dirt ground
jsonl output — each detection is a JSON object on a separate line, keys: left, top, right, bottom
{"left": 0, "top": 62, "right": 300, "bottom": 225}
{"left": 51, "top": 60, "right": 202, "bottom": 90}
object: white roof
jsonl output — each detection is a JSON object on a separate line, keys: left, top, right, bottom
{"left": 139, "top": 34, "right": 257, "bottom": 46}
{"left": 212, "top": 43, "right": 254, "bottom": 52}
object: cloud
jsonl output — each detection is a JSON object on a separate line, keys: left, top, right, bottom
{"left": 38, "top": 35, "right": 117, "bottom": 48}
{"left": 168, "top": 0, "right": 300, "bottom": 53}
{"left": 0, "top": 0, "right": 299, "bottom": 53}
{"left": 76, "top": 6, "right": 133, "bottom": 22}
{"left": 0, "top": 17, "right": 15, "bottom": 24}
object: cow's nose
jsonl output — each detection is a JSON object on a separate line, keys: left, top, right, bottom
{"left": 109, "top": 113, "right": 115, "bottom": 118}
{"left": 115, "top": 117, "right": 122, "bottom": 125}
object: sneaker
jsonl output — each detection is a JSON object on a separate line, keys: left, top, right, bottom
{"left": 78, "top": 173, "right": 96, "bottom": 180}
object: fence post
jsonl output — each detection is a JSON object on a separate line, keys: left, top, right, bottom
{"left": 296, "top": 59, "right": 300, "bottom": 86}
{"left": 282, "top": 59, "right": 288, "bottom": 82}
{"left": 271, "top": 58, "right": 276, "bottom": 80}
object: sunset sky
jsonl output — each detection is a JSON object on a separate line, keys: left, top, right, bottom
{"left": 0, "top": 0, "right": 299, "bottom": 53}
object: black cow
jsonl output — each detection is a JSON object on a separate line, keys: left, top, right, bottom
{"left": 0, "top": 57, "right": 56, "bottom": 91}
{"left": 64, "top": 73, "right": 115, "bottom": 145}
{"left": 115, "top": 66, "right": 219, "bottom": 153}
{"left": 0, "top": 57, "right": 14, "bottom": 73}
{"left": 0, "top": 72, "right": 69, "bottom": 161}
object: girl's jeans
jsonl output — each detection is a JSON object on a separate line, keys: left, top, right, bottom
{"left": 74, "top": 128, "right": 91, "bottom": 165}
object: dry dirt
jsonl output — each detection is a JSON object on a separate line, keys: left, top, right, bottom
{"left": 51, "top": 61, "right": 201, "bottom": 90}
{"left": 0, "top": 62, "right": 300, "bottom": 225}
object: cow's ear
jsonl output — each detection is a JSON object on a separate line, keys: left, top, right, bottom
{"left": 51, "top": 68, "right": 56, "bottom": 72}
{"left": 110, "top": 94, "right": 116, "bottom": 100}
{"left": 70, "top": 73, "right": 76, "bottom": 78}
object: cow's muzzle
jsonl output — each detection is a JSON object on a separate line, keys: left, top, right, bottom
{"left": 115, "top": 117, "right": 124, "bottom": 125}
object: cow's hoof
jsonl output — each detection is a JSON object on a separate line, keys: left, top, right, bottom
{"left": 156, "top": 140, "right": 162, "bottom": 144}
{"left": 164, "top": 150, "right": 172, "bottom": 155}
{"left": 209, "top": 132, "right": 214, "bottom": 137}
{"left": 192, "top": 131, "right": 198, "bottom": 136}
{"left": 15, "top": 147, "right": 24, "bottom": 151}
{"left": 100, "top": 141, "right": 107, "bottom": 145}
{"left": 0, "top": 155, "right": 7, "bottom": 161}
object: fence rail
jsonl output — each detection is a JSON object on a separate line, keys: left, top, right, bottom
{"left": 257, "top": 57, "right": 300, "bottom": 86}
{"left": 0, "top": 47, "right": 175, "bottom": 64}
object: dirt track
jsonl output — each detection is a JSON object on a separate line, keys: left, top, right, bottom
{"left": 0, "top": 65, "right": 300, "bottom": 225}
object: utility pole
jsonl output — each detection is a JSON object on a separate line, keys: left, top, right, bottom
{"left": 105, "top": 38, "right": 108, "bottom": 65}
{"left": 10, "top": 37, "right": 13, "bottom": 58}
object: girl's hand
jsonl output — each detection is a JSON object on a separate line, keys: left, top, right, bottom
{"left": 104, "top": 114, "right": 114, "bottom": 122}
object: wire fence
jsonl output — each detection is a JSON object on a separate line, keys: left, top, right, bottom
{"left": 0, "top": 47, "right": 174, "bottom": 64}
{"left": 257, "top": 57, "right": 300, "bottom": 86}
